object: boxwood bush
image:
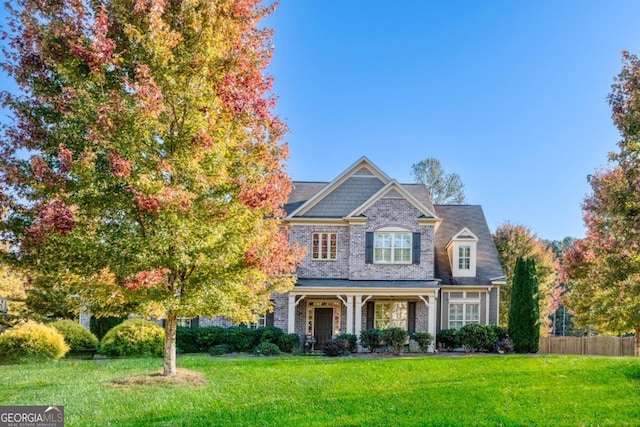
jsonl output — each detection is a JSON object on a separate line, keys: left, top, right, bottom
{"left": 50, "top": 320, "right": 99, "bottom": 352}
{"left": 360, "top": 328, "right": 382, "bottom": 353}
{"left": 437, "top": 328, "right": 459, "bottom": 351}
{"left": 0, "top": 321, "right": 69, "bottom": 363}
{"left": 278, "top": 333, "right": 300, "bottom": 353}
{"left": 457, "top": 323, "right": 498, "bottom": 353}
{"left": 411, "top": 331, "right": 434, "bottom": 352}
{"left": 99, "top": 319, "right": 164, "bottom": 357}
{"left": 381, "top": 327, "right": 408, "bottom": 354}
{"left": 254, "top": 341, "right": 280, "bottom": 356}
{"left": 90, "top": 316, "right": 127, "bottom": 341}
{"left": 336, "top": 333, "right": 358, "bottom": 353}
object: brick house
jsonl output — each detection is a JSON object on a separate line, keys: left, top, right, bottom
{"left": 264, "top": 156, "right": 505, "bottom": 351}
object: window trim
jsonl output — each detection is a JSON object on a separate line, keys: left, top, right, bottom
{"left": 374, "top": 301, "right": 409, "bottom": 330}
{"left": 312, "top": 232, "right": 338, "bottom": 261}
{"left": 373, "top": 229, "right": 412, "bottom": 264}
{"left": 448, "top": 302, "right": 481, "bottom": 329}
{"left": 458, "top": 245, "right": 471, "bottom": 270}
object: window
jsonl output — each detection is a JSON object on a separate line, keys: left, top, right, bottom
{"left": 374, "top": 232, "right": 411, "bottom": 264}
{"left": 449, "top": 303, "right": 480, "bottom": 329}
{"left": 374, "top": 301, "right": 408, "bottom": 329}
{"left": 177, "top": 317, "right": 192, "bottom": 328}
{"left": 247, "top": 313, "right": 267, "bottom": 329}
{"left": 458, "top": 246, "right": 471, "bottom": 270}
{"left": 312, "top": 233, "right": 337, "bottom": 260}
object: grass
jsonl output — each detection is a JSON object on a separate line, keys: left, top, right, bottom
{"left": 1, "top": 354, "right": 640, "bottom": 426}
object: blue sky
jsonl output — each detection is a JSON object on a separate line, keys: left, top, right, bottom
{"left": 264, "top": 1, "right": 640, "bottom": 241}
{"left": 1, "top": 2, "right": 639, "bottom": 242}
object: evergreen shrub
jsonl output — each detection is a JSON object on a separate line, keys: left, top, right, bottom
{"left": 98, "top": 319, "right": 164, "bottom": 357}
{"left": 381, "top": 327, "right": 409, "bottom": 354}
{"left": 0, "top": 321, "right": 69, "bottom": 363}
{"left": 411, "top": 331, "right": 434, "bottom": 352}
{"left": 360, "top": 328, "right": 382, "bottom": 353}
{"left": 51, "top": 320, "right": 99, "bottom": 352}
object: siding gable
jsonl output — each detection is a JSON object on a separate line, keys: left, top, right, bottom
{"left": 302, "top": 176, "right": 385, "bottom": 217}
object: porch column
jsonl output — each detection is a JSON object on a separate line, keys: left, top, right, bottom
{"left": 346, "top": 295, "right": 354, "bottom": 334}
{"left": 287, "top": 294, "right": 296, "bottom": 334}
{"left": 354, "top": 295, "right": 362, "bottom": 338}
{"left": 428, "top": 294, "right": 437, "bottom": 352}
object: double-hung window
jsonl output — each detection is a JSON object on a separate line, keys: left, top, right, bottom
{"left": 374, "top": 231, "right": 411, "bottom": 264}
{"left": 458, "top": 246, "right": 471, "bottom": 270}
{"left": 449, "top": 303, "right": 480, "bottom": 329}
{"left": 312, "top": 232, "right": 337, "bottom": 260}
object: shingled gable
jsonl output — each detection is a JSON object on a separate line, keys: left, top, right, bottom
{"left": 286, "top": 156, "right": 391, "bottom": 219}
{"left": 345, "top": 179, "right": 441, "bottom": 225}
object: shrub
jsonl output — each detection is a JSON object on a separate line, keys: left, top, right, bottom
{"left": 98, "top": 319, "right": 164, "bottom": 357}
{"left": 322, "top": 339, "right": 347, "bottom": 357}
{"left": 224, "top": 327, "right": 259, "bottom": 352}
{"left": 336, "top": 333, "right": 357, "bottom": 353}
{"left": 495, "top": 337, "right": 515, "bottom": 354}
{"left": 437, "top": 329, "right": 459, "bottom": 351}
{"left": 0, "top": 321, "right": 69, "bottom": 363}
{"left": 176, "top": 326, "right": 226, "bottom": 353}
{"left": 90, "top": 316, "right": 127, "bottom": 341}
{"left": 254, "top": 341, "right": 280, "bottom": 356}
{"left": 411, "top": 331, "right": 434, "bottom": 352}
{"left": 488, "top": 325, "right": 508, "bottom": 342}
{"left": 208, "top": 344, "right": 231, "bottom": 356}
{"left": 50, "top": 320, "right": 99, "bottom": 352}
{"left": 360, "top": 328, "right": 382, "bottom": 353}
{"left": 278, "top": 333, "right": 300, "bottom": 353}
{"left": 381, "top": 327, "right": 408, "bottom": 354}
{"left": 457, "top": 324, "right": 497, "bottom": 353}
{"left": 256, "top": 326, "right": 284, "bottom": 345}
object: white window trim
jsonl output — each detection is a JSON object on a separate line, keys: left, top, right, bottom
{"left": 373, "top": 228, "right": 412, "bottom": 264}
{"left": 374, "top": 301, "right": 409, "bottom": 330}
{"left": 177, "top": 317, "right": 192, "bottom": 328}
{"left": 448, "top": 301, "right": 481, "bottom": 329}
{"left": 312, "top": 232, "right": 338, "bottom": 260}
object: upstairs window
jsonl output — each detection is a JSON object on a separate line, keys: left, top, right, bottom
{"left": 312, "top": 232, "right": 337, "bottom": 260}
{"left": 374, "top": 232, "right": 411, "bottom": 264}
{"left": 458, "top": 246, "right": 471, "bottom": 270}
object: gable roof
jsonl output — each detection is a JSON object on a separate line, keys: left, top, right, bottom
{"left": 346, "top": 179, "right": 440, "bottom": 221}
{"left": 433, "top": 205, "right": 505, "bottom": 286}
{"left": 287, "top": 157, "right": 393, "bottom": 218}
{"left": 284, "top": 157, "right": 438, "bottom": 219}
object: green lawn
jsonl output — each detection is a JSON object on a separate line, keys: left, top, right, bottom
{"left": 2, "top": 354, "right": 639, "bottom": 426}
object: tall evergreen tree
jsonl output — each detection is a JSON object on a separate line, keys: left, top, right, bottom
{"left": 509, "top": 257, "right": 540, "bottom": 353}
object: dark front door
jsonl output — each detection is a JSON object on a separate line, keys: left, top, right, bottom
{"left": 314, "top": 308, "right": 333, "bottom": 349}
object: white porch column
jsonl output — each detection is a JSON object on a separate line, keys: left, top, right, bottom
{"left": 287, "top": 294, "right": 296, "bottom": 334}
{"left": 428, "top": 294, "right": 437, "bottom": 352}
{"left": 346, "top": 296, "right": 354, "bottom": 334}
{"left": 486, "top": 289, "right": 491, "bottom": 325}
{"left": 354, "top": 295, "right": 362, "bottom": 338}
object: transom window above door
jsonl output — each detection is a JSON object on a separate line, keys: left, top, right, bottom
{"left": 312, "top": 232, "right": 337, "bottom": 260}
{"left": 374, "top": 229, "right": 411, "bottom": 264}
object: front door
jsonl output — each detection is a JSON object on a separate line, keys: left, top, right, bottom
{"left": 314, "top": 308, "right": 333, "bottom": 349}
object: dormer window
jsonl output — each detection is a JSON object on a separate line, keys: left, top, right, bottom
{"left": 458, "top": 246, "right": 471, "bottom": 270}
{"left": 446, "top": 228, "right": 478, "bottom": 277}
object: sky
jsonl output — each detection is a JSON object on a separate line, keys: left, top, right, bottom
{"left": 1, "top": 2, "right": 639, "bottom": 242}
{"left": 263, "top": 1, "right": 640, "bottom": 241}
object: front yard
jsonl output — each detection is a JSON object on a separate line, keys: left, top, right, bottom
{"left": 2, "top": 354, "right": 639, "bottom": 426}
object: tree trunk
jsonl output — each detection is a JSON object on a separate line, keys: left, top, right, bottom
{"left": 163, "top": 310, "right": 177, "bottom": 376}
{"left": 635, "top": 325, "right": 640, "bottom": 357}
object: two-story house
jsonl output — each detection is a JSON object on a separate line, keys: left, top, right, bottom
{"left": 266, "top": 157, "right": 505, "bottom": 351}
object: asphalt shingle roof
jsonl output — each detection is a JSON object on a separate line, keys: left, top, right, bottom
{"left": 433, "top": 205, "right": 505, "bottom": 286}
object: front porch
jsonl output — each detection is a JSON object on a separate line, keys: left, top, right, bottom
{"left": 285, "top": 279, "right": 440, "bottom": 352}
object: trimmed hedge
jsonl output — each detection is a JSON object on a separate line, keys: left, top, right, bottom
{"left": 381, "top": 327, "right": 409, "bottom": 355}
{"left": 359, "top": 328, "right": 382, "bottom": 353}
{"left": 336, "top": 333, "right": 357, "bottom": 353}
{"left": 411, "top": 331, "right": 434, "bottom": 352}
{"left": 90, "top": 316, "right": 127, "bottom": 341}
{"left": 254, "top": 341, "right": 280, "bottom": 356}
{"left": 50, "top": 320, "right": 99, "bottom": 352}
{"left": 176, "top": 326, "right": 299, "bottom": 354}
{"left": 437, "top": 325, "right": 513, "bottom": 353}
{"left": 99, "top": 319, "right": 164, "bottom": 357}
{"left": 0, "top": 321, "right": 69, "bottom": 363}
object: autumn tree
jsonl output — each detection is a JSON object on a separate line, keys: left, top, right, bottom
{"left": 508, "top": 257, "right": 539, "bottom": 353}
{"left": 0, "top": 0, "right": 303, "bottom": 375}
{"left": 563, "top": 51, "right": 640, "bottom": 356}
{"left": 492, "top": 222, "right": 559, "bottom": 332}
{"left": 0, "top": 263, "right": 28, "bottom": 326}
{"left": 410, "top": 158, "right": 466, "bottom": 204}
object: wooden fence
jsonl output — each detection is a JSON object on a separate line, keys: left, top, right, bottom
{"left": 539, "top": 336, "right": 635, "bottom": 356}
